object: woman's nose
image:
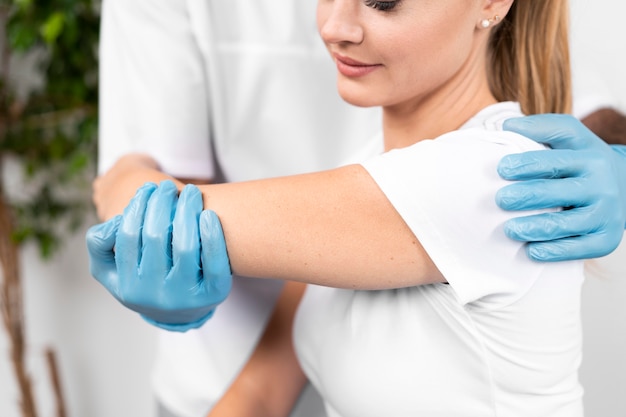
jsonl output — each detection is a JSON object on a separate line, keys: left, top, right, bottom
{"left": 318, "top": 0, "right": 364, "bottom": 45}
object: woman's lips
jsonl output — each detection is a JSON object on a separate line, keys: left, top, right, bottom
{"left": 334, "top": 54, "right": 381, "bottom": 77}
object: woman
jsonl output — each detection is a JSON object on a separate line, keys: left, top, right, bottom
{"left": 90, "top": 0, "right": 583, "bottom": 415}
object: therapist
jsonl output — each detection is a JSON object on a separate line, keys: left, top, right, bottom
{"left": 94, "top": 1, "right": 626, "bottom": 417}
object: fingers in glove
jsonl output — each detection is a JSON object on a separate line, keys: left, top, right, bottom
{"left": 139, "top": 180, "right": 178, "bottom": 279}
{"left": 169, "top": 184, "right": 204, "bottom": 289}
{"left": 503, "top": 208, "right": 621, "bottom": 244}
{"left": 86, "top": 215, "right": 122, "bottom": 289}
{"left": 496, "top": 177, "right": 601, "bottom": 211}
{"left": 525, "top": 232, "right": 621, "bottom": 262}
{"left": 116, "top": 182, "right": 157, "bottom": 279}
{"left": 497, "top": 149, "right": 599, "bottom": 180}
{"left": 503, "top": 114, "right": 604, "bottom": 150}
{"left": 200, "top": 210, "right": 232, "bottom": 299}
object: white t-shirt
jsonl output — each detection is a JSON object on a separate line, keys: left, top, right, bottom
{"left": 294, "top": 102, "right": 585, "bottom": 417}
{"left": 99, "top": 1, "right": 381, "bottom": 416}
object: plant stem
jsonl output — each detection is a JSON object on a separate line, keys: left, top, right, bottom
{"left": 0, "top": 185, "right": 38, "bottom": 417}
{"left": 0, "top": 9, "right": 36, "bottom": 415}
{"left": 45, "top": 347, "right": 67, "bottom": 417}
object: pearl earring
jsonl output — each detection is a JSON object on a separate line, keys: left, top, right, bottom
{"left": 479, "top": 15, "right": 500, "bottom": 29}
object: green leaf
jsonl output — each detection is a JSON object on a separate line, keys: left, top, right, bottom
{"left": 13, "top": 0, "right": 33, "bottom": 11}
{"left": 40, "top": 12, "right": 66, "bottom": 45}
{"left": 2, "top": 0, "right": 100, "bottom": 259}
{"left": 8, "top": 21, "right": 38, "bottom": 51}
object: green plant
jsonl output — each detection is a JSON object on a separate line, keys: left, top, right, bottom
{"left": 0, "top": 1, "right": 100, "bottom": 416}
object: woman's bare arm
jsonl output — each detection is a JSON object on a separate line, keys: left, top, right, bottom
{"left": 196, "top": 164, "right": 443, "bottom": 289}
{"left": 94, "top": 154, "right": 444, "bottom": 290}
{"left": 207, "top": 282, "right": 308, "bottom": 417}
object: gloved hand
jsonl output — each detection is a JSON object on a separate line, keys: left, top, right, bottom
{"left": 86, "top": 180, "right": 232, "bottom": 331}
{"left": 496, "top": 114, "right": 626, "bottom": 262}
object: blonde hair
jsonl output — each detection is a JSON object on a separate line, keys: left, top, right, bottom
{"left": 488, "top": 0, "right": 572, "bottom": 115}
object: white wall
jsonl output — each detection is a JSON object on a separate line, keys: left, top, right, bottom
{"left": 570, "top": 1, "right": 626, "bottom": 111}
{"left": 570, "top": 2, "right": 626, "bottom": 415}
{"left": 1, "top": 1, "right": 625, "bottom": 416}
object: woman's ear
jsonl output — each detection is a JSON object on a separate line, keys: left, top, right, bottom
{"left": 481, "top": 0, "right": 515, "bottom": 24}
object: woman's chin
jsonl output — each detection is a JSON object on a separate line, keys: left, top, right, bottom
{"left": 338, "top": 89, "right": 381, "bottom": 108}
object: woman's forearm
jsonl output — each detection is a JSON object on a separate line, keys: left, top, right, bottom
{"left": 197, "top": 164, "right": 443, "bottom": 289}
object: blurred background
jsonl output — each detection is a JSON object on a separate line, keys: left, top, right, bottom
{"left": 0, "top": 1, "right": 625, "bottom": 416}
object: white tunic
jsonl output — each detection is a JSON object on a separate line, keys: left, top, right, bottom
{"left": 99, "top": 1, "right": 381, "bottom": 416}
{"left": 294, "top": 103, "right": 585, "bottom": 417}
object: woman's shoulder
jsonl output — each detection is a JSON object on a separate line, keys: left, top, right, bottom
{"left": 436, "top": 102, "right": 546, "bottom": 153}
{"left": 461, "top": 101, "right": 524, "bottom": 130}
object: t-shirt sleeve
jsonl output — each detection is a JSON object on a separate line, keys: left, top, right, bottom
{"left": 360, "top": 129, "right": 550, "bottom": 308}
{"left": 98, "top": 0, "right": 214, "bottom": 179}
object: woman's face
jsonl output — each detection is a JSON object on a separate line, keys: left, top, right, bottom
{"left": 317, "top": 0, "right": 488, "bottom": 109}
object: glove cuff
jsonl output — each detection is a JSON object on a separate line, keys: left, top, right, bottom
{"left": 611, "top": 144, "right": 626, "bottom": 159}
{"left": 611, "top": 145, "right": 626, "bottom": 230}
{"left": 140, "top": 309, "right": 216, "bottom": 332}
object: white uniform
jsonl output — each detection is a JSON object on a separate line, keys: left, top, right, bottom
{"left": 294, "top": 102, "right": 585, "bottom": 417}
{"left": 98, "top": 1, "right": 380, "bottom": 416}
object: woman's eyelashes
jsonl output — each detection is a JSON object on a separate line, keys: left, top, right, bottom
{"left": 363, "top": 0, "right": 401, "bottom": 12}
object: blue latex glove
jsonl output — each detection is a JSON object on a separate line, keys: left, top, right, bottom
{"left": 496, "top": 114, "right": 626, "bottom": 262}
{"left": 86, "top": 180, "right": 232, "bottom": 331}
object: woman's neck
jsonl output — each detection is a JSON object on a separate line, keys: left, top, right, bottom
{"left": 382, "top": 65, "right": 497, "bottom": 151}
